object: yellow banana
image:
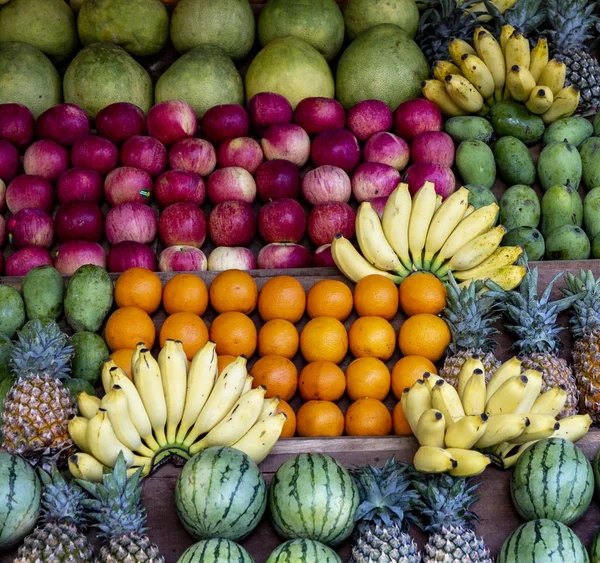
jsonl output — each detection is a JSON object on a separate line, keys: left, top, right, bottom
{"left": 78, "top": 392, "right": 101, "bottom": 420}
{"left": 445, "top": 414, "right": 488, "bottom": 449}
{"left": 444, "top": 74, "right": 485, "bottom": 113}
{"left": 459, "top": 264, "right": 527, "bottom": 290}
{"left": 500, "top": 25, "right": 515, "bottom": 52}
{"left": 506, "top": 65, "right": 537, "bottom": 102}
{"left": 242, "top": 375, "right": 253, "bottom": 395}
{"left": 413, "top": 446, "right": 457, "bottom": 473}
{"left": 474, "top": 413, "right": 530, "bottom": 447}
{"left": 473, "top": 26, "right": 487, "bottom": 52}
{"left": 68, "top": 415, "right": 90, "bottom": 454}
{"left": 433, "top": 60, "right": 462, "bottom": 82}
{"left": 505, "top": 31, "right": 530, "bottom": 70}
{"left": 475, "top": 29, "right": 506, "bottom": 100}
{"left": 230, "top": 412, "right": 286, "bottom": 465}
{"left": 259, "top": 396, "right": 281, "bottom": 421}
{"left": 531, "top": 386, "right": 568, "bottom": 417}
{"left": 405, "top": 379, "right": 432, "bottom": 434}
{"left": 86, "top": 409, "right": 135, "bottom": 468}
{"left": 68, "top": 453, "right": 106, "bottom": 483}
{"left": 134, "top": 350, "right": 168, "bottom": 447}
{"left": 526, "top": 86, "right": 554, "bottom": 115}
{"left": 408, "top": 181, "right": 438, "bottom": 270}
{"left": 431, "top": 380, "right": 465, "bottom": 426}
{"left": 445, "top": 225, "right": 506, "bottom": 273}
{"left": 415, "top": 409, "right": 446, "bottom": 448}
{"left": 422, "top": 79, "right": 468, "bottom": 117}
{"left": 529, "top": 37, "right": 549, "bottom": 82}
{"left": 435, "top": 194, "right": 443, "bottom": 212}
{"left": 101, "top": 359, "right": 117, "bottom": 394}
{"left": 461, "top": 369, "right": 487, "bottom": 415}
{"left": 382, "top": 183, "right": 413, "bottom": 271}
{"left": 453, "top": 246, "right": 523, "bottom": 281}
{"left": 460, "top": 53, "right": 496, "bottom": 99}
{"left": 423, "top": 372, "right": 444, "bottom": 392}
{"left": 457, "top": 356, "right": 485, "bottom": 399}
{"left": 551, "top": 414, "right": 592, "bottom": 442}
{"left": 447, "top": 448, "right": 491, "bottom": 477}
{"left": 541, "top": 85, "right": 581, "bottom": 125}
{"left": 514, "top": 369, "right": 543, "bottom": 414}
{"left": 509, "top": 414, "right": 560, "bottom": 444}
{"left": 449, "top": 38, "right": 477, "bottom": 67}
{"left": 131, "top": 342, "right": 145, "bottom": 373}
{"left": 464, "top": 204, "right": 475, "bottom": 218}
{"left": 485, "top": 375, "right": 529, "bottom": 415}
{"left": 158, "top": 339, "right": 188, "bottom": 445}
{"left": 538, "top": 59, "right": 567, "bottom": 95}
{"left": 486, "top": 357, "right": 522, "bottom": 401}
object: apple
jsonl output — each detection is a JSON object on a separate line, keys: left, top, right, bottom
{"left": 394, "top": 99, "right": 443, "bottom": 141}
{"left": 208, "top": 201, "right": 256, "bottom": 247}
{"left": 217, "top": 137, "right": 263, "bottom": 174}
{"left": 293, "top": 97, "right": 345, "bottom": 135}
{"left": 105, "top": 202, "right": 157, "bottom": 245}
{"left": 120, "top": 135, "right": 167, "bottom": 178}
{"left": 159, "top": 245, "right": 207, "bottom": 272}
{"left": 0, "top": 140, "right": 19, "bottom": 183}
{"left": 54, "top": 240, "right": 106, "bottom": 275}
{"left": 257, "top": 243, "right": 311, "bottom": 269}
{"left": 146, "top": 100, "right": 197, "bottom": 146}
{"left": 57, "top": 168, "right": 104, "bottom": 204}
{"left": 363, "top": 131, "right": 410, "bottom": 171}
{"left": 169, "top": 138, "right": 217, "bottom": 177}
{"left": 23, "top": 140, "right": 70, "bottom": 181}
{"left": 351, "top": 162, "right": 402, "bottom": 202}
{"left": 108, "top": 241, "right": 157, "bottom": 272}
{"left": 7, "top": 207, "right": 54, "bottom": 248}
{"left": 0, "top": 215, "right": 6, "bottom": 248}
{"left": 207, "top": 246, "right": 256, "bottom": 271}
{"left": 71, "top": 136, "right": 119, "bottom": 175}
{"left": 96, "top": 102, "right": 146, "bottom": 144}
{"left": 311, "top": 129, "right": 360, "bottom": 172}
{"left": 207, "top": 167, "right": 257, "bottom": 205}
{"left": 313, "top": 243, "right": 334, "bottom": 267}
{"left": 6, "top": 175, "right": 54, "bottom": 213}
{"left": 258, "top": 198, "right": 306, "bottom": 244}
{"left": 54, "top": 201, "right": 104, "bottom": 243}
{"left": 0, "top": 252, "right": 3, "bottom": 275}
{"left": 347, "top": 100, "right": 393, "bottom": 142}
{"left": 255, "top": 159, "right": 300, "bottom": 201}
{"left": 405, "top": 162, "right": 456, "bottom": 199}
{"left": 154, "top": 170, "right": 205, "bottom": 207}
{"left": 301, "top": 165, "right": 351, "bottom": 205}
{"left": 36, "top": 104, "right": 90, "bottom": 146}
{"left": 201, "top": 104, "right": 249, "bottom": 144}
{"left": 0, "top": 103, "right": 35, "bottom": 148}
{"left": 261, "top": 124, "right": 311, "bottom": 167}
{"left": 411, "top": 131, "right": 455, "bottom": 167}
{"left": 307, "top": 201, "right": 355, "bottom": 246}
{"left": 248, "top": 92, "right": 293, "bottom": 134}
{"left": 104, "top": 167, "right": 153, "bottom": 206}
{"left": 158, "top": 202, "right": 207, "bottom": 248}
{"left": 6, "top": 247, "right": 53, "bottom": 276}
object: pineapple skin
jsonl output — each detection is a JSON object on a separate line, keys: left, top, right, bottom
{"left": 440, "top": 349, "right": 501, "bottom": 387}
{"left": 423, "top": 525, "right": 493, "bottom": 563}
{"left": 573, "top": 329, "right": 600, "bottom": 422}
{"left": 349, "top": 523, "right": 421, "bottom": 563}
{"left": 97, "top": 533, "right": 165, "bottom": 563}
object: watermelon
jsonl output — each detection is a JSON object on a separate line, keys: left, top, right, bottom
{"left": 593, "top": 443, "right": 600, "bottom": 498}
{"left": 591, "top": 529, "right": 600, "bottom": 563}
{"left": 511, "top": 438, "right": 593, "bottom": 525}
{"left": 268, "top": 453, "right": 359, "bottom": 546}
{"left": 266, "top": 539, "right": 342, "bottom": 563}
{"left": 497, "top": 519, "right": 589, "bottom": 563}
{"left": 0, "top": 452, "right": 42, "bottom": 548}
{"left": 178, "top": 538, "right": 254, "bottom": 563}
{"left": 175, "top": 446, "right": 267, "bottom": 542}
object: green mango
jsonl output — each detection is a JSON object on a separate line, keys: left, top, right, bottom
{"left": 499, "top": 185, "right": 540, "bottom": 231}
{"left": 541, "top": 184, "right": 583, "bottom": 237}
{"left": 0, "top": 286, "right": 25, "bottom": 339}
{"left": 464, "top": 184, "right": 498, "bottom": 209}
{"left": 444, "top": 116, "right": 494, "bottom": 143}
{"left": 584, "top": 187, "right": 600, "bottom": 240}
{"left": 489, "top": 101, "right": 545, "bottom": 145}
{"left": 543, "top": 116, "right": 594, "bottom": 147}
{"left": 594, "top": 112, "right": 600, "bottom": 136}
{"left": 579, "top": 136, "right": 600, "bottom": 191}
{"left": 0, "top": 336, "right": 12, "bottom": 382}
{"left": 503, "top": 227, "right": 545, "bottom": 261}
{"left": 545, "top": 225, "right": 590, "bottom": 260}
{"left": 21, "top": 265, "right": 64, "bottom": 321}
{"left": 456, "top": 140, "right": 496, "bottom": 190}
{"left": 64, "top": 265, "right": 114, "bottom": 333}
{"left": 493, "top": 136, "right": 536, "bottom": 186}
{"left": 592, "top": 232, "right": 600, "bottom": 258}
{"left": 537, "top": 140, "right": 582, "bottom": 192}
{"left": 70, "top": 331, "right": 109, "bottom": 385}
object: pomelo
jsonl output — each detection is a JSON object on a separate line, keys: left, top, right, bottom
{"left": 336, "top": 24, "right": 429, "bottom": 111}
{"left": 64, "top": 43, "right": 153, "bottom": 118}
{"left": 258, "top": 0, "right": 345, "bottom": 61}
{"left": 0, "top": 42, "right": 61, "bottom": 118}
{"left": 342, "top": 0, "right": 420, "bottom": 39}
{"left": 155, "top": 45, "right": 244, "bottom": 118}
{"left": 170, "top": 0, "right": 255, "bottom": 61}
{"left": 245, "top": 36, "right": 334, "bottom": 110}
{"left": 0, "top": 0, "right": 77, "bottom": 62}
{"left": 78, "top": 0, "right": 169, "bottom": 57}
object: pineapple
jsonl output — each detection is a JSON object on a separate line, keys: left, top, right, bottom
{"left": 440, "top": 275, "right": 501, "bottom": 385}
{"left": 15, "top": 465, "right": 93, "bottom": 563}
{"left": 79, "top": 453, "right": 165, "bottom": 563}
{"left": 413, "top": 473, "right": 492, "bottom": 563}
{"left": 487, "top": 267, "right": 582, "bottom": 417}
{"left": 349, "top": 458, "right": 420, "bottom": 563}
{"left": 2, "top": 319, "right": 76, "bottom": 463}
{"left": 488, "top": 0, "right": 547, "bottom": 35}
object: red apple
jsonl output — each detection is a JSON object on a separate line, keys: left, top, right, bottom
{"left": 0, "top": 140, "right": 19, "bottom": 183}
{"left": 96, "top": 102, "right": 146, "bottom": 144}
{"left": 257, "top": 243, "right": 311, "bottom": 269}
{"left": 0, "top": 103, "right": 35, "bottom": 148}
{"left": 159, "top": 202, "right": 207, "bottom": 248}
{"left": 105, "top": 202, "right": 157, "bottom": 245}
{"left": 351, "top": 163, "right": 402, "bottom": 202}
{"left": 261, "top": 124, "right": 311, "bottom": 167}
{"left": 36, "top": 104, "right": 90, "bottom": 146}
{"left": 23, "top": 140, "right": 70, "bottom": 181}
{"left": 108, "top": 241, "right": 157, "bottom": 272}
{"left": 154, "top": 170, "right": 205, "bottom": 208}
{"left": 146, "top": 100, "right": 197, "bottom": 146}
{"left": 209, "top": 201, "right": 256, "bottom": 247}
{"left": 158, "top": 245, "right": 207, "bottom": 272}
{"left": 104, "top": 167, "right": 153, "bottom": 206}
{"left": 363, "top": 132, "right": 410, "bottom": 171}
{"left": 57, "top": 168, "right": 104, "bottom": 204}
{"left": 0, "top": 252, "right": 3, "bottom": 275}
{"left": 6, "top": 175, "right": 54, "bottom": 213}
{"left": 307, "top": 201, "right": 355, "bottom": 246}
{"left": 411, "top": 131, "right": 455, "bottom": 167}
{"left": 405, "top": 163, "right": 456, "bottom": 199}
{"left": 301, "top": 165, "right": 351, "bottom": 205}
{"left": 255, "top": 160, "right": 300, "bottom": 201}
{"left": 169, "top": 138, "right": 216, "bottom": 177}
{"left": 55, "top": 201, "right": 104, "bottom": 243}
{"left": 347, "top": 100, "right": 393, "bottom": 142}
{"left": 258, "top": 199, "right": 306, "bottom": 244}
{"left": 311, "top": 129, "right": 360, "bottom": 172}
{"left": 313, "top": 243, "right": 334, "bottom": 267}
{"left": 120, "top": 135, "right": 167, "bottom": 177}
{"left": 207, "top": 246, "right": 256, "bottom": 271}
{"left": 207, "top": 167, "right": 256, "bottom": 205}
{"left": 201, "top": 104, "right": 249, "bottom": 144}
{"left": 217, "top": 137, "right": 263, "bottom": 174}
{"left": 7, "top": 207, "right": 54, "bottom": 248}
{"left": 6, "top": 246, "right": 53, "bottom": 276}
{"left": 370, "top": 196, "right": 388, "bottom": 219}
{"left": 54, "top": 240, "right": 106, "bottom": 275}
{"left": 293, "top": 97, "right": 345, "bottom": 135}
{"left": 71, "top": 136, "right": 119, "bottom": 175}
{"left": 394, "top": 99, "right": 443, "bottom": 141}
{"left": 0, "top": 179, "right": 4, "bottom": 212}
{"left": 0, "top": 215, "right": 6, "bottom": 248}
{"left": 248, "top": 92, "right": 293, "bottom": 134}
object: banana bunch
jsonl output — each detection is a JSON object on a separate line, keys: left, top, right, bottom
{"left": 407, "top": 356, "right": 592, "bottom": 476}
{"left": 332, "top": 181, "right": 526, "bottom": 289}
{"left": 423, "top": 25, "right": 580, "bottom": 124}
{"left": 67, "top": 340, "right": 286, "bottom": 483}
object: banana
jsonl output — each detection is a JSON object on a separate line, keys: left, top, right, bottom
{"left": 509, "top": 414, "right": 559, "bottom": 444}
{"left": 413, "top": 446, "right": 457, "bottom": 473}
{"left": 461, "top": 369, "right": 487, "bottom": 415}
{"left": 68, "top": 415, "right": 90, "bottom": 453}
{"left": 356, "top": 201, "right": 406, "bottom": 274}
{"left": 78, "top": 391, "right": 101, "bottom": 420}
{"left": 541, "top": 85, "right": 581, "bottom": 125}
{"left": 444, "top": 74, "right": 485, "bottom": 113}
{"left": 506, "top": 65, "right": 537, "bottom": 102}
{"left": 551, "top": 414, "right": 592, "bottom": 442}
{"left": 486, "top": 357, "right": 522, "bottom": 401}
{"left": 514, "top": 369, "right": 543, "bottom": 414}
{"left": 331, "top": 235, "right": 404, "bottom": 284}
{"left": 190, "top": 386, "right": 267, "bottom": 454}
{"left": 404, "top": 379, "right": 432, "bottom": 434}
{"left": 525, "top": 86, "right": 554, "bottom": 115}
{"left": 460, "top": 53, "right": 496, "bottom": 100}
{"left": 415, "top": 409, "right": 446, "bottom": 448}
{"left": 463, "top": 204, "right": 475, "bottom": 218}
{"left": 86, "top": 409, "right": 135, "bottom": 468}
{"left": 259, "top": 396, "right": 281, "bottom": 421}
{"left": 183, "top": 356, "right": 249, "bottom": 447}
{"left": 472, "top": 26, "right": 486, "bottom": 53}
{"left": 68, "top": 453, "right": 106, "bottom": 483}
{"left": 422, "top": 79, "right": 468, "bottom": 117}
{"left": 500, "top": 442, "right": 536, "bottom": 468}
{"left": 485, "top": 375, "right": 529, "bottom": 416}
{"left": 531, "top": 386, "right": 568, "bottom": 417}
{"left": 408, "top": 181, "right": 438, "bottom": 270}
{"left": 475, "top": 29, "right": 506, "bottom": 100}
{"left": 445, "top": 414, "right": 488, "bottom": 449}
{"left": 134, "top": 349, "right": 168, "bottom": 447}
{"left": 101, "top": 359, "right": 117, "bottom": 394}
{"left": 131, "top": 342, "right": 145, "bottom": 373}
{"left": 242, "top": 375, "right": 253, "bottom": 395}
{"left": 433, "top": 60, "right": 462, "bottom": 82}
{"left": 505, "top": 31, "right": 530, "bottom": 70}
{"left": 231, "top": 412, "right": 286, "bottom": 465}
{"left": 431, "top": 380, "right": 465, "bottom": 426}
{"left": 423, "top": 186, "right": 470, "bottom": 270}
{"left": 474, "top": 413, "right": 530, "bottom": 448}
{"left": 500, "top": 25, "right": 515, "bottom": 53}
{"left": 443, "top": 225, "right": 506, "bottom": 274}
{"left": 423, "top": 372, "right": 444, "bottom": 392}
{"left": 538, "top": 59, "right": 567, "bottom": 95}
{"left": 382, "top": 183, "right": 413, "bottom": 271}
{"left": 459, "top": 264, "right": 527, "bottom": 290}
{"left": 457, "top": 356, "right": 485, "bottom": 399}
{"left": 158, "top": 339, "right": 188, "bottom": 445}
{"left": 449, "top": 38, "right": 477, "bottom": 66}
{"left": 529, "top": 37, "right": 549, "bottom": 82}
{"left": 453, "top": 246, "right": 523, "bottom": 281}
{"left": 447, "top": 448, "right": 491, "bottom": 477}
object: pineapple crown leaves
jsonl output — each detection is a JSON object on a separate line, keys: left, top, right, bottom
{"left": 38, "top": 465, "right": 89, "bottom": 529}
{"left": 544, "top": 0, "right": 600, "bottom": 48}
{"left": 560, "top": 269, "right": 600, "bottom": 338}
{"left": 489, "top": 0, "right": 547, "bottom": 36}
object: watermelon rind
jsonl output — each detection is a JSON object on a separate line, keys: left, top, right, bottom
{"left": 591, "top": 529, "right": 600, "bottom": 563}
{"left": 177, "top": 538, "right": 254, "bottom": 563}
{"left": 265, "top": 539, "right": 342, "bottom": 563}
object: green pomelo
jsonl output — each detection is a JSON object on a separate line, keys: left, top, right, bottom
{"left": 0, "top": 0, "right": 77, "bottom": 62}
{"left": 0, "top": 41, "right": 61, "bottom": 118}
{"left": 342, "top": 0, "right": 419, "bottom": 39}
{"left": 78, "top": 0, "right": 169, "bottom": 57}
{"left": 156, "top": 45, "right": 244, "bottom": 118}
{"left": 63, "top": 42, "right": 153, "bottom": 118}
{"left": 336, "top": 24, "right": 429, "bottom": 110}
{"left": 171, "top": 0, "right": 255, "bottom": 61}
{"left": 245, "top": 36, "right": 334, "bottom": 110}
{"left": 258, "top": 0, "right": 344, "bottom": 61}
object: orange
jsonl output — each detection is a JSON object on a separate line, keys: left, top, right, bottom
{"left": 398, "top": 313, "right": 451, "bottom": 362}
{"left": 345, "top": 398, "right": 392, "bottom": 436}
{"left": 300, "top": 317, "right": 348, "bottom": 364}
{"left": 399, "top": 272, "right": 447, "bottom": 317}
{"left": 209, "top": 269, "right": 258, "bottom": 315}
{"left": 353, "top": 274, "right": 399, "bottom": 320}
{"left": 210, "top": 312, "right": 257, "bottom": 358}
{"left": 250, "top": 355, "right": 298, "bottom": 401}
{"left": 298, "top": 361, "right": 346, "bottom": 402}
{"left": 348, "top": 316, "right": 396, "bottom": 360}
{"left": 296, "top": 400, "right": 344, "bottom": 437}
{"left": 345, "top": 357, "right": 391, "bottom": 401}
{"left": 105, "top": 306, "right": 156, "bottom": 352}
{"left": 258, "top": 276, "right": 306, "bottom": 323}
{"left": 391, "top": 355, "right": 438, "bottom": 400}
{"left": 258, "top": 319, "right": 299, "bottom": 359}
{"left": 109, "top": 348, "right": 135, "bottom": 379}
{"left": 114, "top": 268, "right": 162, "bottom": 314}
{"left": 162, "top": 274, "right": 208, "bottom": 316}
{"left": 159, "top": 312, "right": 209, "bottom": 360}
{"left": 306, "top": 280, "right": 353, "bottom": 321}
{"left": 392, "top": 402, "right": 412, "bottom": 435}
{"left": 276, "top": 399, "right": 297, "bottom": 438}
{"left": 217, "top": 354, "right": 236, "bottom": 374}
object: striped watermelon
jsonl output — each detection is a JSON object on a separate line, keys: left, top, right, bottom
{"left": 498, "top": 519, "right": 589, "bottom": 563}
{"left": 266, "top": 539, "right": 342, "bottom": 563}
{"left": 511, "top": 438, "right": 593, "bottom": 525}
{"left": 177, "top": 539, "right": 254, "bottom": 563}
{"left": 0, "top": 452, "right": 41, "bottom": 548}
{"left": 268, "top": 453, "right": 359, "bottom": 546}
{"left": 175, "top": 447, "right": 267, "bottom": 542}
{"left": 591, "top": 530, "right": 600, "bottom": 563}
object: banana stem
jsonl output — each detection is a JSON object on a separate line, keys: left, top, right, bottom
{"left": 142, "top": 434, "right": 161, "bottom": 452}
{"left": 435, "top": 263, "right": 450, "bottom": 278}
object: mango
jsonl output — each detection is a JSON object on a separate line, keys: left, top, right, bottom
{"left": 0, "top": 286, "right": 25, "bottom": 338}
{"left": 493, "top": 136, "right": 536, "bottom": 186}
{"left": 456, "top": 140, "right": 496, "bottom": 190}
{"left": 541, "top": 184, "right": 583, "bottom": 237}
{"left": 537, "top": 140, "right": 582, "bottom": 192}
{"left": 503, "top": 227, "right": 545, "bottom": 262}
{"left": 592, "top": 232, "right": 600, "bottom": 259}
{"left": 545, "top": 225, "right": 590, "bottom": 260}
{"left": 71, "top": 331, "right": 109, "bottom": 384}
{"left": 444, "top": 116, "right": 494, "bottom": 143}
{"left": 499, "top": 185, "right": 540, "bottom": 231}
{"left": 543, "top": 116, "right": 594, "bottom": 147}
{"left": 594, "top": 112, "right": 600, "bottom": 136}
{"left": 64, "top": 378, "right": 96, "bottom": 398}
{"left": 21, "top": 265, "right": 64, "bottom": 321}
{"left": 465, "top": 184, "right": 498, "bottom": 210}
{"left": 490, "top": 101, "right": 544, "bottom": 145}
{"left": 579, "top": 137, "right": 600, "bottom": 191}
{"left": 0, "top": 337, "right": 12, "bottom": 382}
{"left": 584, "top": 187, "right": 600, "bottom": 240}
